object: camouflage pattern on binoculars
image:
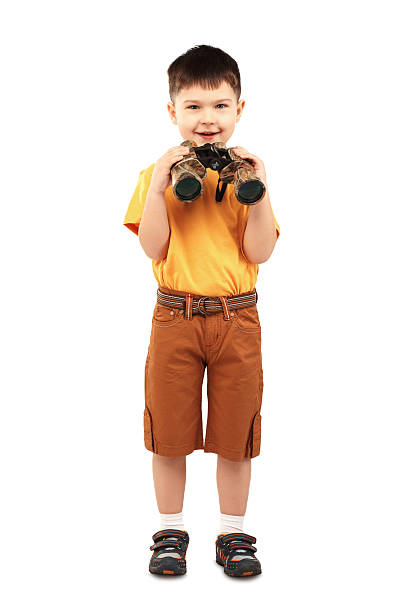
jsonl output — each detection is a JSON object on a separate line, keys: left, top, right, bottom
{"left": 170, "top": 140, "right": 266, "bottom": 205}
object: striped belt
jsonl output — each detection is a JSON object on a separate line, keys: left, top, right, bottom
{"left": 156, "top": 287, "right": 258, "bottom": 321}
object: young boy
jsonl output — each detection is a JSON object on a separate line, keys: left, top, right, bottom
{"left": 123, "top": 45, "right": 280, "bottom": 577}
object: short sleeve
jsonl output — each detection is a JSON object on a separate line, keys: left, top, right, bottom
{"left": 123, "top": 168, "right": 152, "bottom": 236}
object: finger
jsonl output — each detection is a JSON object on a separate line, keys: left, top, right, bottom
{"left": 172, "top": 148, "right": 189, "bottom": 156}
{"left": 242, "top": 152, "right": 259, "bottom": 160}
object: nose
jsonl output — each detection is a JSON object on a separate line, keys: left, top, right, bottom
{"left": 200, "top": 109, "right": 215, "bottom": 124}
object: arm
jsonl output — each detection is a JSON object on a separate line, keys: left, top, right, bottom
{"left": 138, "top": 186, "right": 170, "bottom": 261}
{"left": 137, "top": 145, "right": 191, "bottom": 260}
{"left": 242, "top": 188, "right": 278, "bottom": 264}
{"left": 230, "top": 146, "right": 279, "bottom": 265}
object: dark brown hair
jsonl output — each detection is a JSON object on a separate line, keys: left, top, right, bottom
{"left": 167, "top": 45, "right": 241, "bottom": 105}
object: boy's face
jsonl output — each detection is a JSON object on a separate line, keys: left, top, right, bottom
{"left": 167, "top": 81, "right": 245, "bottom": 146}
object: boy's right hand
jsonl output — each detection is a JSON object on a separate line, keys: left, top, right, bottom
{"left": 149, "top": 146, "right": 190, "bottom": 194}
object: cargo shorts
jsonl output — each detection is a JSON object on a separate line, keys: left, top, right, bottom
{"left": 143, "top": 285, "right": 264, "bottom": 462}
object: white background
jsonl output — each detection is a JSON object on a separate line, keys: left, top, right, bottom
{"left": 1, "top": 0, "right": 407, "bottom": 610}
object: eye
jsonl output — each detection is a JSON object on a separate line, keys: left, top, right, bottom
{"left": 186, "top": 104, "right": 227, "bottom": 109}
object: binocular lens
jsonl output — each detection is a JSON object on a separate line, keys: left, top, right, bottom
{"left": 238, "top": 180, "right": 265, "bottom": 204}
{"left": 175, "top": 177, "right": 202, "bottom": 201}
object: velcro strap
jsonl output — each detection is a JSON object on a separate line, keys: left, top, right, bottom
{"left": 150, "top": 539, "right": 183, "bottom": 551}
{"left": 220, "top": 532, "right": 256, "bottom": 545}
{"left": 152, "top": 529, "right": 187, "bottom": 543}
{"left": 227, "top": 542, "right": 257, "bottom": 553}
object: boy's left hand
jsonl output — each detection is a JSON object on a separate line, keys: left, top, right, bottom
{"left": 233, "top": 146, "right": 267, "bottom": 186}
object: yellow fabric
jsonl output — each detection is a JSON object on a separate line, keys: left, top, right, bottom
{"left": 123, "top": 163, "right": 280, "bottom": 297}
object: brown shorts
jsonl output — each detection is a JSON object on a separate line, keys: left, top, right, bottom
{"left": 143, "top": 285, "right": 263, "bottom": 462}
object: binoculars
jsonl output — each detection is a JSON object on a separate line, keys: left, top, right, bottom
{"left": 169, "top": 140, "right": 266, "bottom": 205}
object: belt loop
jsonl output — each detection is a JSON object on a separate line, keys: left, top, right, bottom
{"left": 219, "top": 296, "right": 231, "bottom": 321}
{"left": 185, "top": 293, "right": 193, "bottom": 320}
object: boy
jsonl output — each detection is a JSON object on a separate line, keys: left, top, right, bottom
{"left": 123, "top": 45, "right": 280, "bottom": 577}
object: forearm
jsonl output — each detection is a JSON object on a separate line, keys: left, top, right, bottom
{"left": 242, "top": 188, "right": 278, "bottom": 264}
{"left": 138, "top": 187, "right": 170, "bottom": 260}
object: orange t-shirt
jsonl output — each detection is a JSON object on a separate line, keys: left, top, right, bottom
{"left": 123, "top": 163, "right": 280, "bottom": 297}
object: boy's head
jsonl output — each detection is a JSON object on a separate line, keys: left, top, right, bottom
{"left": 167, "top": 45, "right": 245, "bottom": 147}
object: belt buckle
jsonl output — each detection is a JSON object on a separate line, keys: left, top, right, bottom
{"left": 197, "top": 296, "right": 211, "bottom": 316}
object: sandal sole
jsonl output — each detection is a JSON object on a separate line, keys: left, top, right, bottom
{"left": 224, "top": 567, "right": 261, "bottom": 577}
{"left": 149, "top": 558, "right": 186, "bottom": 575}
{"left": 216, "top": 555, "right": 261, "bottom": 577}
{"left": 149, "top": 567, "right": 186, "bottom": 575}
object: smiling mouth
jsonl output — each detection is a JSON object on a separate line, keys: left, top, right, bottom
{"left": 196, "top": 132, "right": 220, "bottom": 136}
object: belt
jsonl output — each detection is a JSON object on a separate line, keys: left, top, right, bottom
{"left": 156, "top": 287, "right": 258, "bottom": 321}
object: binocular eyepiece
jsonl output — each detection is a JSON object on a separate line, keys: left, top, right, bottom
{"left": 169, "top": 140, "right": 266, "bottom": 205}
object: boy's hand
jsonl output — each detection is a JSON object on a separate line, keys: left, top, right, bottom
{"left": 150, "top": 145, "right": 190, "bottom": 194}
{"left": 233, "top": 146, "right": 267, "bottom": 185}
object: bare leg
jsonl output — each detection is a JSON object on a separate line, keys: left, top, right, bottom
{"left": 216, "top": 455, "right": 251, "bottom": 515}
{"left": 152, "top": 454, "right": 186, "bottom": 513}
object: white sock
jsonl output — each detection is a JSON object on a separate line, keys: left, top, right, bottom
{"left": 159, "top": 511, "right": 185, "bottom": 531}
{"left": 218, "top": 513, "right": 254, "bottom": 561}
{"left": 156, "top": 512, "right": 185, "bottom": 559}
{"left": 219, "top": 512, "right": 244, "bottom": 535}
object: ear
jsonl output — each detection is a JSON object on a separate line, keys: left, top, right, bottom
{"left": 167, "top": 102, "right": 177, "bottom": 125}
{"left": 236, "top": 99, "right": 245, "bottom": 122}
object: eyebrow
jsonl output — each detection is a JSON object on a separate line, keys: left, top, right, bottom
{"left": 183, "top": 98, "right": 233, "bottom": 104}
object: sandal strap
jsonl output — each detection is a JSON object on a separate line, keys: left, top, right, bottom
{"left": 227, "top": 542, "right": 257, "bottom": 554}
{"left": 152, "top": 529, "right": 188, "bottom": 543}
{"left": 150, "top": 540, "right": 183, "bottom": 552}
{"left": 219, "top": 532, "right": 256, "bottom": 545}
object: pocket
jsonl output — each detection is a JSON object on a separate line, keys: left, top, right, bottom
{"left": 144, "top": 351, "right": 155, "bottom": 452}
{"left": 232, "top": 305, "right": 261, "bottom": 332}
{"left": 143, "top": 407, "right": 155, "bottom": 452}
{"left": 250, "top": 412, "right": 261, "bottom": 457}
{"left": 152, "top": 303, "right": 184, "bottom": 327}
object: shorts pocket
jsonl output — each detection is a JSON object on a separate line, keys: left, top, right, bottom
{"left": 152, "top": 304, "right": 184, "bottom": 327}
{"left": 250, "top": 412, "right": 261, "bottom": 457}
{"left": 143, "top": 407, "right": 155, "bottom": 452}
{"left": 232, "top": 305, "right": 261, "bottom": 333}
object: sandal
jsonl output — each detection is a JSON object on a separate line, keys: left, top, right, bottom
{"left": 149, "top": 529, "right": 189, "bottom": 575}
{"left": 216, "top": 532, "right": 262, "bottom": 577}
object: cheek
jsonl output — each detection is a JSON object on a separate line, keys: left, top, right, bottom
{"left": 179, "top": 120, "right": 195, "bottom": 132}
{"left": 222, "top": 116, "right": 235, "bottom": 128}
{"left": 180, "top": 117, "right": 195, "bottom": 128}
